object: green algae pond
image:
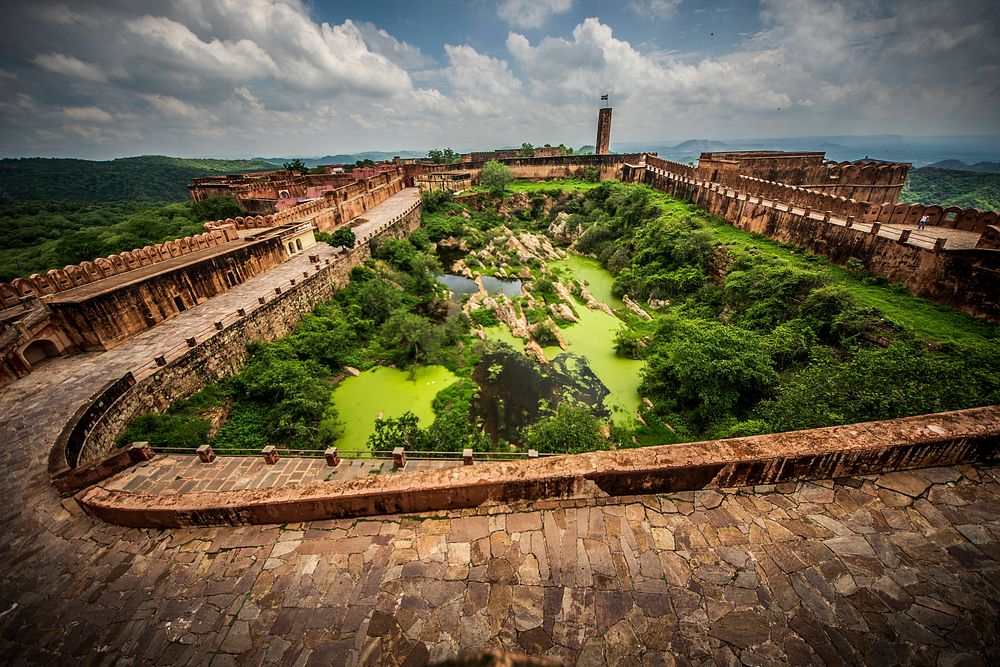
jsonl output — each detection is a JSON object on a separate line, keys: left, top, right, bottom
{"left": 330, "top": 254, "right": 644, "bottom": 449}
{"left": 331, "top": 365, "right": 459, "bottom": 451}
{"left": 481, "top": 254, "right": 644, "bottom": 428}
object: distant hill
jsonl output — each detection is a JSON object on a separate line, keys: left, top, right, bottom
{"left": 255, "top": 151, "right": 426, "bottom": 168}
{"left": 0, "top": 156, "right": 278, "bottom": 203}
{"left": 925, "top": 160, "right": 1000, "bottom": 174}
{"left": 901, "top": 167, "right": 1000, "bottom": 211}
{"left": 670, "top": 139, "right": 733, "bottom": 152}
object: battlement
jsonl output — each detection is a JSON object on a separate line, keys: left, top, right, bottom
{"left": 695, "top": 150, "right": 910, "bottom": 204}
{"left": 635, "top": 159, "right": 999, "bottom": 319}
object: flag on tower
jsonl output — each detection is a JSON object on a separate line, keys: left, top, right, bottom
{"left": 600, "top": 93, "right": 609, "bottom": 100}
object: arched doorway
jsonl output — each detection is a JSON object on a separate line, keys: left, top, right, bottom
{"left": 21, "top": 339, "right": 61, "bottom": 367}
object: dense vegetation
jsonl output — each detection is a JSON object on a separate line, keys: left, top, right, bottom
{"left": 121, "top": 229, "right": 488, "bottom": 452}
{"left": 0, "top": 156, "right": 276, "bottom": 203}
{"left": 571, "top": 182, "right": 999, "bottom": 439}
{"left": 0, "top": 195, "right": 242, "bottom": 281}
{"left": 901, "top": 166, "right": 1000, "bottom": 210}
{"left": 121, "top": 180, "right": 999, "bottom": 457}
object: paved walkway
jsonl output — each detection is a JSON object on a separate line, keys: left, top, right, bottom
{"left": 0, "top": 186, "right": 998, "bottom": 664}
{"left": 105, "top": 455, "right": 464, "bottom": 494}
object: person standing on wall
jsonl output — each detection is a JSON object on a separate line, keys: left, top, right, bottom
{"left": 918, "top": 213, "right": 929, "bottom": 230}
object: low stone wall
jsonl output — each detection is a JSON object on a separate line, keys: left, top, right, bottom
{"left": 63, "top": 202, "right": 421, "bottom": 468}
{"left": 78, "top": 405, "right": 1000, "bottom": 527}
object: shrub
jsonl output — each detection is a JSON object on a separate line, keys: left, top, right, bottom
{"left": 481, "top": 160, "right": 514, "bottom": 196}
{"left": 523, "top": 402, "right": 605, "bottom": 453}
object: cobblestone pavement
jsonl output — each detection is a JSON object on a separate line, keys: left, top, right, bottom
{"left": 0, "top": 463, "right": 998, "bottom": 665}
{"left": 104, "top": 455, "right": 465, "bottom": 494}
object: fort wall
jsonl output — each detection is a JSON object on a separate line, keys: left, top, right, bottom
{"left": 52, "top": 202, "right": 421, "bottom": 471}
{"left": 47, "top": 234, "right": 293, "bottom": 351}
{"left": 639, "top": 163, "right": 1000, "bottom": 320}
{"left": 694, "top": 152, "right": 910, "bottom": 204}
{"left": 77, "top": 404, "right": 1000, "bottom": 527}
{"left": 404, "top": 153, "right": 644, "bottom": 185}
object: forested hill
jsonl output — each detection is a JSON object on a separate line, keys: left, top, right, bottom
{"left": 900, "top": 166, "right": 1000, "bottom": 211}
{"left": 0, "top": 156, "right": 278, "bottom": 203}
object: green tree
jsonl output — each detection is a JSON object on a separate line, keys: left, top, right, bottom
{"left": 523, "top": 402, "right": 605, "bottom": 453}
{"left": 516, "top": 143, "right": 535, "bottom": 158}
{"left": 282, "top": 159, "right": 308, "bottom": 174}
{"left": 481, "top": 160, "right": 514, "bottom": 197}
{"left": 327, "top": 226, "right": 357, "bottom": 249}
{"left": 641, "top": 317, "right": 777, "bottom": 427}
{"left": 54, "top": 229, "right": 108, "bottom": 266}
{"left": 369, "top": 411, "right": 428, "bottom": 450}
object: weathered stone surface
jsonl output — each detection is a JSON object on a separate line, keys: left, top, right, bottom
{"left": 709, "top": 610, "right": 771, "bottom": 648}
{"left": 876, "top": 471, "right": 932, "bottom": 498}
{"left": 0, "top": 271, "right": 998, "bottom": 667}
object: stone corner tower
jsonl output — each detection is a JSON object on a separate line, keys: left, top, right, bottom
{"left": 596, "top": 107, "right": 613, "bottom": 155}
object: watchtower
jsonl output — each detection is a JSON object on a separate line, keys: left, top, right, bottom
{"left": 596, "top": 107, "right": 612, "bottom": 155}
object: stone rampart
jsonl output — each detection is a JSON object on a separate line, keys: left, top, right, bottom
{"left": 57, "top": 201, "right": 421, "bottom": 469}
{"left": 77, "top": 405, "right": 1000, "bottom": 527}
{"left": 695, "top": 152, "right": 910, "bottom": 204}
{"left": 46, "top": 233, "right": 294, "bottom": 351}
{"left": 0, "top": 227, "right": 240, "bottom": 308}
{"left": 404, "top": 154, "right": 645, "bottom": 184}
{"left": 641, "top": 165, "right": 1000, "bottom": 320}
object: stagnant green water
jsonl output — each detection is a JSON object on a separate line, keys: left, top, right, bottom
{"left": 485, "top": 254, "right": 644, "bottom": 424}
{"left": 330, "top": 255, "right": 643, "bottom": 450}
{"left": 331, "top": 365, "right": 459, "bottom": 451}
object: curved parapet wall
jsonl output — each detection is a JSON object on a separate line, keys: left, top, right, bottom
{"left": 77, "top": 405, "right": 1000, "bottom": 528}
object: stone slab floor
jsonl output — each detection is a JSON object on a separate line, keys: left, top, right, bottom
{"left": 104, "top": 455, "right": 464, "bottom": 494}
{"left": 0, "top": 464, "right": 998, "bottom": 665}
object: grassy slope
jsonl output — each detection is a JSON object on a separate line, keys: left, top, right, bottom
{"left": 472, "top": 178, "right": 604, "bottom": 195}
{"left": 648, "top": 191, "right": 995, "bottom": 346}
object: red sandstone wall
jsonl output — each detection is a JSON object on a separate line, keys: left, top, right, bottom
{"left": 642, "top": 165, "right": 1000, "bottom": 320}
{"left": 48, "top": 236, "right": 291, "bottom": 351}
{"left": 76, "top": 405, "right": 1000, "bottom": 528}
{"left": 0, "top": 228, "right": 239, "bottom": 309}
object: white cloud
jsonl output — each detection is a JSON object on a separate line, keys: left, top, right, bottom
{"left": 628, "top": 0, "right": 682, "bottom": 20}
{"left": 61, "top": 106, "right": 113, "bottom": 122}
{"left": 140, "top": 94, "right": 201, "bottom": 118}
{"left": 3, "top": 0, "right": 998, "bottom": 158}
{"left": 32, "top": 53, "right": 106, "bottom": 82}
{"left": 498, "top": 0, "right": 572, "bottom": 29}
{"left": 352, "top": 20, "right": 434, "bottom": 70}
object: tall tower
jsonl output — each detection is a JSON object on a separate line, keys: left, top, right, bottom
{"left": 596, "top": 107, "right": 613, "bottom": 155}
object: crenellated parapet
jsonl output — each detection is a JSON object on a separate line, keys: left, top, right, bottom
{"left": 0, "top": 227, "right": 239, "bottom": 308}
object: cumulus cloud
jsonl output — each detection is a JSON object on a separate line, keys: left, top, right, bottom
{"left": 352, "top": 20, "right": 434, "bottom": 70}
{"left": 32, "top": 53, "right": 107, "bottom": 82}
{"left": 0, "top": 0, "right": 997, "bottom": 158}
{"left": 498, "top": 0, "right": 572, "bottom": 29}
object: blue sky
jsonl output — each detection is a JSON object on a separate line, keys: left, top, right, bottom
{"left": 0, "top": 0, "right": 996, "bottom": 159}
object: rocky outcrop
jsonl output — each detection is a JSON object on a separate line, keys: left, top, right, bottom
{"left": 548, "top": 212, "right": 585, "bottom": 244}
{"left": 579, "top": 285, "right": 616, "bottom": 317}
{"left": 622, "top": 294, "right": 652, "bottom": 320}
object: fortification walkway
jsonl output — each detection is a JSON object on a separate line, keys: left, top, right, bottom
{"left": 105, "top": 455, "right": 463, "bottom": 494}
{"left": 0, "top": 186, "right": 997, "bottom": 664}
